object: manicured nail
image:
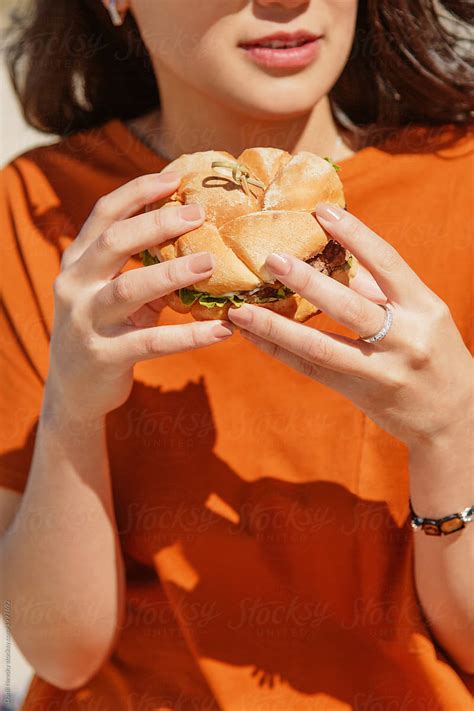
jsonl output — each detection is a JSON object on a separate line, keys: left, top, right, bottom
{"left": 314, "top": 203, "right": 344, "bottom": 222}
{"left": 212, "top": 322, "right": 234, "bottom": 339}
{"left": 180, "top": 203, "right": 204, "bottom": 221}
{"left": 265, "top": 252, "right": 291, "bottom": 275}
{"left": 157, "top": 171, "right": 181, "bottom": 183}
{"left": 189, "top": 251, "right": 214, "bottom": 273}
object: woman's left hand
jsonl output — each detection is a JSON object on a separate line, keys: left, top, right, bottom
{"left": 227, "top": 203, "right": 473, "bottom": 449}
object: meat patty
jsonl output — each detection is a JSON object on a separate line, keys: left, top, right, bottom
{"left": 244, "top": 240, "right": 349, "bottom": 301}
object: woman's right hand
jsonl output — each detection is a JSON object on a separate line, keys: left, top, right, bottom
{"left": 43, "top": 172, "right": 234, "bottom": 422}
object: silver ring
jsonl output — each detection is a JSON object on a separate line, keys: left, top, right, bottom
{"left": 360, "top": 304, "right": 394, "bottom": 343}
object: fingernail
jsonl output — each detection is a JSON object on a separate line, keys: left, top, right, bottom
{"left": 180, "top": 203, "right": 204, "bottom": 222}
{"left": 314, "top": 203, "right": 344, "bottom": 222}
{"left": 212, "top": 322, "right": 234, "bottom": 339}
{"left": 189, "top": 251, "right": 214, "bottom": 273}
{"left": 157, "top": 171, "right": 181, "bottom": 183}
{"left": 265, "top": 252, "right": 291, "bottom": 275}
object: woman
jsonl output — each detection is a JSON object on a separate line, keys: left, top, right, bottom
{"left": 1, "top": 0, "right": 473, "bottom": 708}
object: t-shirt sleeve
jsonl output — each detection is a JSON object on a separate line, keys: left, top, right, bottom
{"left": 0, "top": 162, "right": 53, "bottom": 494}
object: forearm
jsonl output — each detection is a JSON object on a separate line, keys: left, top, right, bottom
{"left": 409, "top": 414, "right": 474, "bottom": 674}
{"left": 0, "top": 397, "right": 125, "bottom": 690}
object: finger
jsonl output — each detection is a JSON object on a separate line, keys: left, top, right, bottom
{"left": 313, "top": 204, "right": 427, "bottom": 306}
{"left": 349, "top": 263, "right": 388, "bottom": 305}
{"left": 71, "top": 202, "right": 205, "bottom": 281}
{"left": 93, "top": 252, "right": 215, "bottom": 325}
{"left": 63, "top": 172, "right": 182, "bottom": 266}
{"left": 240, "top": 329, "right": 355, "bottom": 394}
{"left": 125, "top": 303, "right": 164, "bottom": 329}
{"left": 263, "top": 252, "right": 392, "bottom": 341}
{"left": 110, "top": 320, "right": 235, "bottom": 365}
{"left": 126, "top": 296, "right": 169, "bottom": 328}
{"left": 227, "top": 303, "right": 377, "bottom": 378}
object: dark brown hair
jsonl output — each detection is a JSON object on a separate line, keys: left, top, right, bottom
{"left": 3, "top": 0, "right": 474, "bottom": 147}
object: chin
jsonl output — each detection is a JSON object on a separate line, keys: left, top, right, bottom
{"left": 211, "top": 66, "right": 327, "bottom": 120}
{"left": 216, "top": 80, "right": 324, "bottom": 122}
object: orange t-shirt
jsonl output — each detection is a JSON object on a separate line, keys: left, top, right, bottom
{"left": 1, "top": 120, "right": 473, "bottom": 710}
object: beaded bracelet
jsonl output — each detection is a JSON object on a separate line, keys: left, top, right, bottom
{"left": 409, "top": 499, "right": 474, "bottom": 536}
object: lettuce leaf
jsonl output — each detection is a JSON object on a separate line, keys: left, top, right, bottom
{"left": 140, "top": 249, "right": 160, "bottom": 266}
{"left": 252, "top": 286, "right": 294, "bottom": 303}
{"left": 179, "top": 288, "right": 201, "bottom": 305}
{"left": 199, "top": 293, "right": 246, "bottom": 309}
{"left": 323, "top": 157, "right": 341, "bottom": 173}
{"left": 178, "top": 288, "right": 245, "bottom": 309}
{"left": 177, "top": 286, "right": 293, "bottom": 308}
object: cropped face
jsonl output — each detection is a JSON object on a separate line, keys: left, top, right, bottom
{"left": 130, "top": 0, "right": 358, "bottom": 120}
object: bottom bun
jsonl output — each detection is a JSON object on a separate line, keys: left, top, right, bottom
{"left": 164, "top": 265, "right": 352, "bottom": 323}
{"left": 259, "top": 293, "right": 320, "bottom": 322}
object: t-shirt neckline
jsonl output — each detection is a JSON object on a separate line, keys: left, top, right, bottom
{"left": 103, "top": 118, "right": 169, "bottom": 173}
{"left": 103, "top": 117, "right": 379, "bottom": 176}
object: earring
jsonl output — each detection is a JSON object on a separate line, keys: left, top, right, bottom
{"left": 105, "top": 0, "right": 125, "bottom": 27}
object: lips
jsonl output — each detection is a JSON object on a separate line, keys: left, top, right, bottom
{"left": 239, "top": 30, "right": 320, "bottom": 50}
{"left": 238, "top": 31, "right": 322, "bottom": 70}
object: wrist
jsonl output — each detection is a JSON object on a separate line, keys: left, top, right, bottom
{"left": 408, "top": 405, "right": 473, "bottom": 455}
{"left": 408, "top": 416, "right": 473, "bottom": 518}
{"left": 42, "top": 380, "right": 107, "bottom": 438}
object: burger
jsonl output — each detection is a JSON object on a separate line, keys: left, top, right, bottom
{"left": 140, "top": 147, "right": 356, "bottom": 322}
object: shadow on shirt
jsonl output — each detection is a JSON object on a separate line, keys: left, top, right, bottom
{"left": 80, "top": 375, "right": 472, "bottom": 705}
{"left": 5, "top": 374, "right": 473, "bottom": 707}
